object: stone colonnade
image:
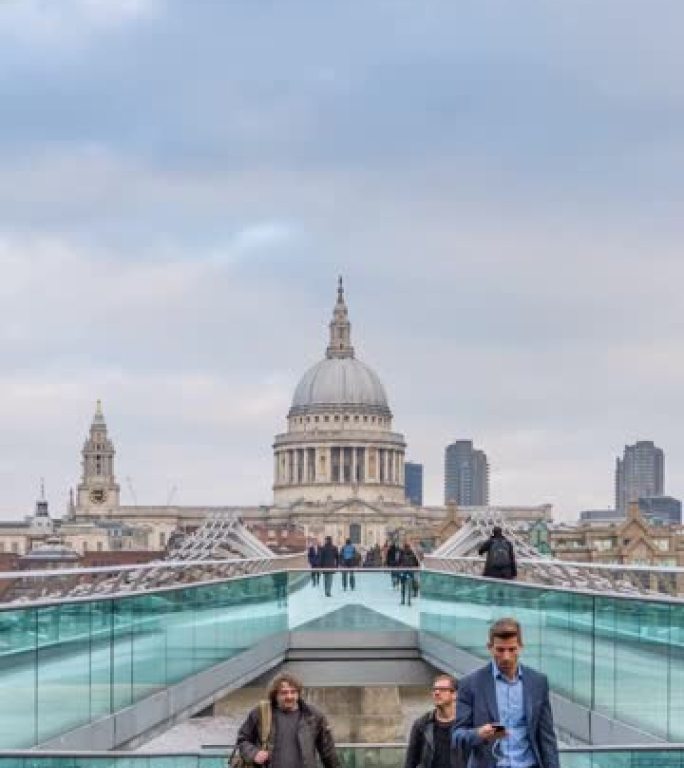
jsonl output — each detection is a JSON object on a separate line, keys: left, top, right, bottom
{"left": 274, "top": 445, "right": 405, "bottom": 487}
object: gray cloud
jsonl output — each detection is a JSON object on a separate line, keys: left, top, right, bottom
{"left": 1, "top": 1, "right": 684, "bottom": 518}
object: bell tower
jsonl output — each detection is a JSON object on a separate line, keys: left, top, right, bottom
{"left": 76, "top": 400, "right": 121, "bottom": 515}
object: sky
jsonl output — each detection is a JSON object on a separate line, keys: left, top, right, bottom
{"left": 1, "top": 0, "right": 684, "bottom": 521}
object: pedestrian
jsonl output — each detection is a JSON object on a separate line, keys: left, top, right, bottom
{"left": 404, "top": 673, "right": 465, "bottom": 768}
{"left": 452, "top": 617, "right": 560, "bottom": 768}
{"left": 307, "top": 539, "right": 321, "bottom": 587}
{"left": 386, "top": 540, "right": 400, "bottom": 588}
{"left": 319, "top": 535, "right": 339, "bottom": 597}
{"left": 235, "top": 671, "right": 339, "bottom": 768}
{"left": 478, "top": 526, "right": 517, "bottom": 580}
{"left": 340, "top": 538, "right": 357, "bottom": 591}
{"left": 398, "top": 541, "right": 419, "bottom": 606}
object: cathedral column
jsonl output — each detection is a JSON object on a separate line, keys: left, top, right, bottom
{"left": 351, "top": 447, "right": 357, "bottom": 483}
{"left": 303, "top": 448, "right": 309, "bottom": 484}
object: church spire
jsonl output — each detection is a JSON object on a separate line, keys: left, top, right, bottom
{"left": 326, "top": 275, "right": 355, "bottom": 359}
{"left": 93, "top": 399, "right": 105, "bottom": 426}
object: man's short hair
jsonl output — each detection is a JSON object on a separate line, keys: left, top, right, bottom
{"left": 492, "top": 526, "right": 503, "bottom": 537}
{"left": 433, "top": 673, "right": 457, "bottom": 691}
{"left": 488, "top": 617, "right": 523, "bottom": 645}
{"left": 267, "top": 672, "right": 303, "bottom": 704}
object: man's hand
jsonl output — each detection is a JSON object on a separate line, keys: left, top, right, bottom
{"left": 253, "top": 750, "right": 270, "bottom": 764}
{"left": 477, "top": 724, "right": 506, "bottom": 741}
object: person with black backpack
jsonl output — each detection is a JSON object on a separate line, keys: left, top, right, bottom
{"left": 478, "top": 526, "right": 517, "bottom": 580}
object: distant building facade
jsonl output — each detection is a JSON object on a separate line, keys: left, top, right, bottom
{"left": 551, "top": 502, "right": 684, "bottom": 568}
{"left": 615, "top": 440, "right": 664, "bottom": 514}
{"left": 579, "top": 509, "right": 624, "bottom": 524}
{"left": 444, "top": 440, "right": 489, "bottom": 506}
{"left": 272, "top": 278, "right": 407, "bottom": 507}
{"left": 404, "top": 462, "right": 423, "bottom": 505}
{"left": 76, "top": 400, "right": 121, "bottom": 515}
{"left": 1, "top": 280, "right": 559, "bottom": 564}
{"left": 638, "top": 496, "right": 682, "bottom": 525}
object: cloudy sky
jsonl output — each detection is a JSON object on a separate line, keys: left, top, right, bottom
{"left": 1, "top": 0, "right": 683, "bottom": 520}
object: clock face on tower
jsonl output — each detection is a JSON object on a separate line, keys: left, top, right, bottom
{"left": 89, "top": 488, "right": 107, "bottom": 504}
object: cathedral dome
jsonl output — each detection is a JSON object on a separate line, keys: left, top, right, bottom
{"left": 291, "top": 356, "right": 389, "bottom": 412}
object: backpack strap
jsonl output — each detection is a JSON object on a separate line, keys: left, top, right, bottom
{"left": 257, "top": 700, "right": 272, "bottom": 749}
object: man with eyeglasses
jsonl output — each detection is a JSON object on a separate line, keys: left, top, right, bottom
{"left": 404, "top": 674, "right": 465, "bottom": 768}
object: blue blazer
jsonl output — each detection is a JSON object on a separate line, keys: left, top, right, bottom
{"left": 452, "top": 663, "right": 560, "bottom": 768}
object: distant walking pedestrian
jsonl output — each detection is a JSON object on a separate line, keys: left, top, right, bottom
{"left": 319, "top": 536, "right": 339, "bottom": 597}
{"left": 478, "top": 527, "right": 517, "bottom": 580}
{"left": 340, "top": 538, "right": 357, "bottom": 591}
{"left": 398, "top": 542, "right": 419, "bottom": 606}
{"left": 307, "top": 539, "right": 321, "bottom": 587}
{"left": 386, "top": 540, "right": 401, "bottom": 588}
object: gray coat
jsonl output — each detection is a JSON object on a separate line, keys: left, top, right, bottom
{"left": 237, "top": 701, "right": 339, "bottom": 768}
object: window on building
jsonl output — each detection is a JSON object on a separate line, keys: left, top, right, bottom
{"left": 331, "top": 448, "right": 341, "bottom": 482}
{"left": 11, "top": 542, "right": 18, "bottom": 553}
{"left": 97, "top": 542, "right": 103, "bottom": 551}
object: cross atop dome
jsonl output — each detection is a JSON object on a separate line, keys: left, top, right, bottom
{"left": 326, "top": 275, "right": 355, "bottom": 360}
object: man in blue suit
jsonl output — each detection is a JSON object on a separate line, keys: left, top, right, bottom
{"left": 452, "top": 618, "right": 559, "bottom": 768}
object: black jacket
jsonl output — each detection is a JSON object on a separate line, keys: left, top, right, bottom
{"left": 237, "top": 701, "right": 340, "bottom": 768}
{"left": 404, "top": 710, "right": 465, "bottom": 768}
{"left": 319, "top": 542, "right": 339, "bottom": 568}
{"left": 478, "top": 535, "right": 517, "bottom": 579}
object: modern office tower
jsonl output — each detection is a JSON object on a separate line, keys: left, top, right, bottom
{"left": 579, "top": 509, "right": 624, "bottom": 524}
{"left": 638, "top": 496, "right": 682, "bottom": 525}
{"left": 615, "top": 441, "right": 664, "bottom": 514}
{"left": 444, "top": 440, "right": 489, "bottom": 506}
{"left": 404, "top": 462, "right": 423, "bottom": 506}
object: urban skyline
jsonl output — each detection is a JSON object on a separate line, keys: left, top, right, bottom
{"left": 2, "top": 3, "right": 684, "bottom": 519}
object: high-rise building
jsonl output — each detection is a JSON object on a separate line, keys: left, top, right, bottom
{"left": 444, "top": 440, "right": 489, "bottom": 506}
{"left": 404, "top": 462, "right": 423, "bottom": 506}
{"left": 615, "top": 441, "right": 664, "bottom": 514}
{"left": 638, "top": 496, "right": 682, "bottom": 525}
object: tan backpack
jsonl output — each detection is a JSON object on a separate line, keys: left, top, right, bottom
{"left": 229, "top": 701, "right": 272, "bottom": 768}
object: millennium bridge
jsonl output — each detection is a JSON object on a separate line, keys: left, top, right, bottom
{"left": 0, "top": 512, "right": 682, "bottom": 767}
